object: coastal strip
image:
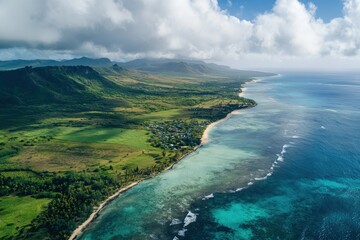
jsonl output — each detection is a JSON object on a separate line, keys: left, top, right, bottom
{"left": 69, "top": 181, "right": 140, "bottom": 240}
{"left": 201, "top": 84, "right": 257, "bottom": 144}
{"left": 69, "top": 87, "right": 253, "bottom": 240}
{"left": 200, "top": 109, "right": 240, "bottom": 144}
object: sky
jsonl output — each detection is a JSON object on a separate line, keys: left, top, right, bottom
{"left": 218, "top": 0, "right": 344, "bottom": 22}
{"left": 0, "top": 0, "right": 359, "bottom": 70}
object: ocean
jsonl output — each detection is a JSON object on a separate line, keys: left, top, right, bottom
{"left": 79, "top": 73, "right": 360, "bottom": 240}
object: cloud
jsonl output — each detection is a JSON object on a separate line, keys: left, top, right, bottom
{"left": 0, "top": 0, "right": 359, "bottom": 68}
{"left": 0, "top": 0, "right": 133, "bottom": 50}
{"left": 323, "top": 0, "right": 360, "bottom": 56}
{"left": 251, "top": 0, "right": 325, "bottom": 56}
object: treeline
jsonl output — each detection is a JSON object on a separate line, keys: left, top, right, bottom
{"left": 189, "top": 98, "right": 256, "bottom": 121}
{"left": 0, "top": 172, "right": 117, "bottom": 198}
{"left": 0, "top": 161, "right": 179, "bottom": 240}
{"left": 22, "top": 175, "right": 118, "bottom": 240}
{"left": 0, "top": 172, "right": 119, "bottom": 239}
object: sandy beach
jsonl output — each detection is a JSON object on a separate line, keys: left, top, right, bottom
{"left": 200, "top": 109, "right": 240, "bottom": 144}
{"left": 69, "top": 181, "right": 140, "bottom": 240}
{"left": 239, "top": 87, "right": 247, "bottom": 97}
{"left": 201, "top": 87, "right": 248, "bottom": 144}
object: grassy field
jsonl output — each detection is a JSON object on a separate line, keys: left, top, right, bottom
{"left": 0, "top": 64, "right": 265, "bottom": 239}
{"left": 4, "top": 127, "right": 158, "bottom": 173}
{"left": 0, "top": 196, "right": 50, "bottom": 239}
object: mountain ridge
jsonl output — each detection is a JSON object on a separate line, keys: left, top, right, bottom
{"left": 0, "top": 57, "right": 113, "bottom": 70}
{"left": 0, "top": 57, "right": 272, "bottom": 78}
{"left": 0, "top": 66, "right": 120, "bottom": 105}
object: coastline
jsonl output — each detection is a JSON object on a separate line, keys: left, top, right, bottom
{"left": 69, "top": 181, "right": 140, "bottom": 240}
{"left": 200, "top": 109, "right": 240, "bottom": 144}
{"left": 69, "top": 85, "right": 254, "bottom": 240}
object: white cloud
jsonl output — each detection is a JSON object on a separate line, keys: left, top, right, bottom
{"left": 252, "top": 0, "right": 325, "bottom": 56}
{"left": 323, "top": 0, "right": 360, "bottom": 56}
{"left": 0, "top": 0, "right": 359, "bottom": 69}
{"left": 307, "top": 2, "right": 317, "bottom": 16}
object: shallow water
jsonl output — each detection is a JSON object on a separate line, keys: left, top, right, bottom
{"left": 79, "top": 73, "right": 360, "bottom": 240}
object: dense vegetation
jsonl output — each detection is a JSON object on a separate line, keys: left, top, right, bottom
{"left": 0, "top": 172, "right": 119, "bottom": 239}
{"left": 0, "top": 61, "right": 269, "bottom": 239}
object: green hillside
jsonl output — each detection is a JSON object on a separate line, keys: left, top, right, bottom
{"left": 0, "top": 66, "right": 121, "bottom": 105}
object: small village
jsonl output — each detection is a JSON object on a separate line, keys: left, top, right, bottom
{"left": 147, "top": 120, "right": 209, "bottom": 150}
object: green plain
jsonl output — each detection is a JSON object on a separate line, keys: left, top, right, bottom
{"left": 0, "top": 196, "right": 50, "bottom": 239}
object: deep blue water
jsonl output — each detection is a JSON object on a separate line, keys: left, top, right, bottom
{"left": 80, "top": 73, "right": 360, "bottom": 240}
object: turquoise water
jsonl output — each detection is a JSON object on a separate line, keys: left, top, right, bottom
{"left": 79, "top": 73, "right": 360, "bottom": 239}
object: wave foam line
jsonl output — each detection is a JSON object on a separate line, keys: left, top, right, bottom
{"left": 183, "top": 211, "right": 197, "bottom": 227}
{"left": 230, "top": 141, "right": 294, "bottom": 193}
{"left": 202, "top": 193, "right": 214, "bottom": 200}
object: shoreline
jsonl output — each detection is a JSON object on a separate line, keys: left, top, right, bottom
{"left": 69, "top": 181, "right": 140, "bottom": 240}
{"left": 200, "top": 109, "right": 241, "bottom": 144}
{"left": 69, "top": 85, "right": 254, "bottom": 240}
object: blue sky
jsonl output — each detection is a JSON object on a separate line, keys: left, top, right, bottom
{"left": 218, "top": 0, "right": 344, "bottom": 22}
